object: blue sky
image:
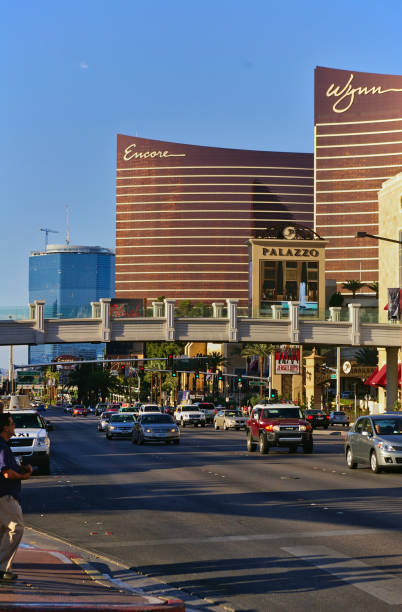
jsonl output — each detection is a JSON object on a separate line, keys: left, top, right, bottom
{"left": 2, "top": 0, "right": 402, "bottom": 368}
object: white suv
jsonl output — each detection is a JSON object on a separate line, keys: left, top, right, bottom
{"left": 174, "top": 405, "right": 206, "bottom": 428}
{"left": 6, "top": 410, "right": 51, "bottom": 474}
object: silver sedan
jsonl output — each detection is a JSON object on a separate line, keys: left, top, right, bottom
{"left": 345, "top": 413, "right": 402, "bottom": 473}
{"left": 106, "top": 414, "right": 135, "bottom": 439}
{"left": 132, "top": 413, "right": 180, "bottom": 445}
{"left": 214, "top": 409, "right": 247, "bottom": 431}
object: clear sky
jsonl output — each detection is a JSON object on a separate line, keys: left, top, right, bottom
{"left": 2, "top": 0, "right": 402, "bottom": 368}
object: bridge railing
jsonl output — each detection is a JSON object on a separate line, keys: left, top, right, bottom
{"left": 0, "top": 298, "right": 397, "bottom": 348}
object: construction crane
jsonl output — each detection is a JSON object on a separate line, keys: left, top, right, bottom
{"left": 40, "top": 228, "right": 59, "bottom": 248}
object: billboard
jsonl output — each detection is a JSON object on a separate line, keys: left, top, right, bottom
{"left": 110, "top": 298, "right": 144, "bottom": 318}
{"left": 275, "top": 345, "right": 300, "bottom": 375}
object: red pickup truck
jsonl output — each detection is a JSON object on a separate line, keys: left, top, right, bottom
{"left": 246, "top": 404, "right": 313, "bottom": 454}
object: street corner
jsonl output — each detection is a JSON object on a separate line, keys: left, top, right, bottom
{"left": 1, "top": 541, "right": 185, "bottom": 612}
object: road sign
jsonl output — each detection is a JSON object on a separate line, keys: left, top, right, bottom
{"left": 330, "top": 374, "right": 337, "bottom": 379}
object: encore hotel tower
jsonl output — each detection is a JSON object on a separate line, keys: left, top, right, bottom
{"left": 315, "top": 66, "right": 402, "bottom": 290}
{"left": 116, "top": 134, "right": 313, "bottom": 305}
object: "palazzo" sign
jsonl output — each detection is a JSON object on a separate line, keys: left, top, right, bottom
{"left": 262, "top": 247, "right": 320, "bottom": 258}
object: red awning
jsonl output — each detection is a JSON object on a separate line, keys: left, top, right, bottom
{"left": 364, "top": 364, "right": 402, "bottom": 388}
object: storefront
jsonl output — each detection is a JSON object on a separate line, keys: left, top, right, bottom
{"left": 248, "top": 224, "right": 327, "bottom": 319}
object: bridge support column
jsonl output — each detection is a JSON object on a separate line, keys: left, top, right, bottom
{"left": 348, "top": 303, "right": 361, "bottom": 345}
{"left": 212, "top": 302, "right": 225, "bottom": 318}
{"left": 288, "top": 301, "right": 299, "bottom": 343}
{"left": 271, "top": 305, "right": 282, "bottom": 320}
{"left": 164, "top": 299, "right": 175, "bottom": 341}
{"left": 28, "top": 303, "right": 36, "bottom": 320}
{"left": 91, "top": 302, "right": 101, "bottom": 318}
{"left": 386, "top": 346, "right": 399, "bottom": 411}
{"left": 226, "top": 299, "right": 238, "bottom": 342}
{"left": 34, "top": 300, "right": 45, "bottom": 344}
{"left": 152, "top": 301, "right": 164, "bottom": 317}
{"left": 100, "top": 298, "right": 111, "bottom": 342}
{"left": 329, "top": 307, "right": 341, "bottom": 322}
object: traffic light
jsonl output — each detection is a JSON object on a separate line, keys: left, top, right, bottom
{"left": 271, "top": 389, "right": 278, "bottom": 400}
{"left": 138, "top": 365, "right": 144, "bottom": 378}
{"left": 237, "top": 375, "right": 243, "bottom": 383}
{"left": 194, "top": 370, "right": 200, "bottom": 379}
{"left": 167, "top": 354, "right": 174, "bottom": 370}
{"left": 172, "top": 369, "right": 177, "bottom": 378}
{"left": 217, "top": 370, "right": 223, "bottom": 381}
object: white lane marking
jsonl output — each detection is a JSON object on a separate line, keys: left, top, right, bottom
{"left": 20, "top": 543, "right": 35, "bottom": 549}
{"left": 100, "top": 572, "right": 168, "bottom": 603}
{"left": 95, "top": 528, "right": 381, "bottom": 548}
{"left": 282, "top": 545, "right": 402, "bottom": 606}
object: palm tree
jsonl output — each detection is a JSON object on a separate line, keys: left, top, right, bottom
{"left": 365, "top": 281, "right": 379, "bottom": 299}
{"left": 241, "top": 343, "right": 275, "bottom": 399}
{"left": 66, "top": 364, "right": 118, "bottom": 405}
{"left": 342, "top": 280, "right": 364, "bottom": 298}
{"left": 206, "top": 351, "right": 227, "bottom": 398}
{"left": 355, "top": 347, "right": 378, "bottom": 367}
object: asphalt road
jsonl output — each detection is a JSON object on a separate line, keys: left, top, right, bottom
{"left": 22, "top": 410, "right": 402, "bottom": 611}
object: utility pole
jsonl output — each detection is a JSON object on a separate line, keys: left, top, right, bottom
{"left": 336, "top": 347, "right": 341, "bottom": 411}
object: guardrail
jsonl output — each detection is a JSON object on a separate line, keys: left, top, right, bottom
{"left": 0, "top": 298, "right": 400, "bottom": 348}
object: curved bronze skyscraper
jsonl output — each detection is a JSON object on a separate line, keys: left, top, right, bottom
{"left": 315, "top": 66, "right": 402, "bottom": 290}
{"left": 116, "top": 135, "right": 313, "bottom": 304}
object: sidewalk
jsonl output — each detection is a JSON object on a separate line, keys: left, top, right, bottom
{"left": 0, "top": 541, "right": 184, "bottom": 611}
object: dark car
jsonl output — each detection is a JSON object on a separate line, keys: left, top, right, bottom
{"left": 303, "top": 409, "right": 330, "bottom": 429}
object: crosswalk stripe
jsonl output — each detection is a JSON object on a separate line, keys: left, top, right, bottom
{"left": 282, "top": 545, "right": 402, "bottom": 606}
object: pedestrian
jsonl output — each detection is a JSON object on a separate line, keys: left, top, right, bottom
{"left": 0, "top": 413, "right": 32, "bottom": 581}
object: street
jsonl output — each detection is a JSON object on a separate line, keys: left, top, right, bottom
{"left": 22, "top": 409, "right": 402, "bottom": 611}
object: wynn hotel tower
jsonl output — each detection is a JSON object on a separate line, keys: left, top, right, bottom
{"left": 116, "top": 134, "right": 313, "bottom": 305}
{"left": 315, "top": 66, "right": 402, "bottom": 290}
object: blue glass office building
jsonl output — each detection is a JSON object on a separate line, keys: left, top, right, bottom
{"left": 28, "top": 245, "right": 115, "bottom": 364}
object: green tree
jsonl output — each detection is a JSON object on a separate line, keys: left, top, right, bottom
{"left": 365, "top": 281, "right": 379, "bottom": 299}
{"left": 241, "top": 343, "right": 275, "bottom": 399}
{"left": 342, "top": 280, "right": 364, "bottom": 298}
{"left": 205, "top": 351, "right": 227, "bottom": 398}
{"left": 328, "top": 292, "right": 344, "bottom": 307}
{"left": 145, "top": 341, "right": 186, "bottom": 402}
{"left": 355, "top": 347, "right": 378, "bottom": 366}
{"left": 175, "top": 300, "right": 212, "bottom": 318}
{"left": 66, "top": 364, "right": 118, "bottom": 405}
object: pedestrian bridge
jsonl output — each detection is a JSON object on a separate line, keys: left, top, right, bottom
{"left": 0, "top": 298, "right": 400, "bottom": 349}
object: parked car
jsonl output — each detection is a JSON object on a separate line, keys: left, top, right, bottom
{"left": 214, "top": 409, "right": 247, "bottom": 430}
{"left": 106, "top": 414, "right": 135, "bottom": 439}
{"left": 98, "top": 411, "right": 116, "bottom": 431}
{"left": 345, "top": 413, "right": 402, "bottom": 473}
{"left": 246, "top": 403, "right": 313, "bottom": 454}
{"left": 330, "top": 410, "right": 349, "bottom": 427}
{"left": 132, "top": 413, "right": 180, "bottom": 445}
{"left": 303, "top": 409, "right": 330, "bottom": 429}
{"left": 72, "top": 404, "right": 88, "bottom": 417}
{"left": 64, "top": 405, "right": 73, "bottom": 415}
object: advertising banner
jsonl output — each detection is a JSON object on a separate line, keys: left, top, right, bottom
{"left": 275, "top": 345, "right": 300, "bottom": 375}
{"left": 111, "top": 298, "right": 144, "bottom": 318}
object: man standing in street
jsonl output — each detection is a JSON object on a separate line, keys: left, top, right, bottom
{"left": 0, "top": 413, "right": 32, "bottom": 581}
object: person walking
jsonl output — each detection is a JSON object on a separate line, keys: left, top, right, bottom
{"left": 0, "top": 413, "right": 32, "bottom": 581}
